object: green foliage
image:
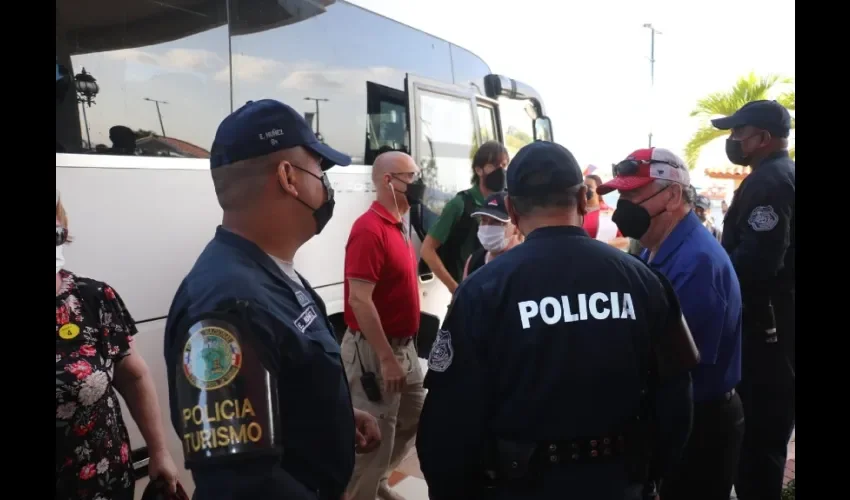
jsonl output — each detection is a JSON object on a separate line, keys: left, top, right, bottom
{"left": 505, "top": 127, "right": 533, "bottom": 157}
{"left": 685, "top": 72, "right": 795, "bottom": 169}
{"left": 134, "top": 128, "right": 158, "bottom": 139}
{"left": 781, "top": 479, "right": 795, "bottom": 500}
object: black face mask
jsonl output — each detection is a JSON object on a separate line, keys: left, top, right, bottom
{"left": 483, "top": 167, "right": 506, "bottom": 192}
{"left": 403, "top": 178, "right": 426, "bottom": 205}
{"left": 725, "top": 138, "right": 749, "bottom": 166}
{"left": 291, "top": 165, "right": 335, "bottom": 235}
{"left": 611, "top": 185, "right": 670, "bottom": 240}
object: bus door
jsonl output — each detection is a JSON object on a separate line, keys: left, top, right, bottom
{"left": 404, "top": 73, "right": 500, "bottom": 354}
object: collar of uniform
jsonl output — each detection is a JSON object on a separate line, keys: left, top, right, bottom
{"left": 525, "top": 225, "right": 589, "bottom": 241}
{"left": 214, "top": 225, "right": 297, "bottom": 286}
{"left": 647, "top": 211, "right": 702, "bottom": 267}
{"left": 754, "top": 149, "right": 790, "bottom": 168}
{"left": 369, "top": 200, "right": 401, "bottom": 224}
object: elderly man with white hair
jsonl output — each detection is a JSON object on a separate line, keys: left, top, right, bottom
{"left": 598, "top": 148, "right": 745, "bottom": 500}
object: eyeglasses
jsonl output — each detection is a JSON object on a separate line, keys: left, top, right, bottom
{"left": 390, "top": 172, "right": 422, "bottom": 183}
{"left": 612, "top": 159, "right": 676, "bottom": 178}
{"left": 56, "top": 226, "right": 68, "bottom": 246}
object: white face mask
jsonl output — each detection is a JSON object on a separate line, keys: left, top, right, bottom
{"left": 56, "top": 245, "right": 65, "bottom": 274}
{"left": 478, "top": 224, "right": 509, "bottom": 253}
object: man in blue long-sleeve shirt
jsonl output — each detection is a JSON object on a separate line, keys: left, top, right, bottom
{"left": 601, "top": 147, "right": 744, "bottom": 500}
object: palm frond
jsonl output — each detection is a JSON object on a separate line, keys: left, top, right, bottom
{"left": 689, "top": 72, "right": 788, "bottom": 118}
{"left": 685, "top": 125, "right": 728, "bottom": 170}
{"left": 778, "top": 90, "right": 795, "bottom": 111}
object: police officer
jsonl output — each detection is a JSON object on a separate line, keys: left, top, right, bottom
{"left": 163, "top": 99, "right": 380, "bottom": 500}
{"left": 712, "top": 100, "right": 795, "bottom": 500}
{"left": 693, "top": 194, "right": 721, "bottom": 241}
{"left": 416, "top": 141, "right": 699, "bottom": 499}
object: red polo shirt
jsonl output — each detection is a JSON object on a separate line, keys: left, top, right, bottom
{"left": 344, "top": 201, "right": 420, "bottom": 338}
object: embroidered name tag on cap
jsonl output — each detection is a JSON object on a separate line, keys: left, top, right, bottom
{"left": 295, "top": 306, "right": 318, "bottom": 332}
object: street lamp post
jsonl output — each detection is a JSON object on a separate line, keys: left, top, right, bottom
{"left": 304, "top": 97, "right": 329, "bottom": 140}
{"left": 643, "top": 23, "right": 662, "bottom": 148}
{"left": 75, "top": 68, "right": 99, "bottom": 150}
{"left": 144, "top": 97, "right": 169, "bottom": 137}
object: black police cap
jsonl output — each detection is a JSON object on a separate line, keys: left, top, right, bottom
{"left": 506, "top": 141, "right": 583, "bottom": 197}
{"left": 711, "top": 100, "right": 792, "bottom": 138}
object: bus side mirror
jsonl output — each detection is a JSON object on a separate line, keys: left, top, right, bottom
{"left": 534, "top": 116, "right": 553, "bottom": 142}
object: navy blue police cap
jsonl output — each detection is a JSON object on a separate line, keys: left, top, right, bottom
{"left": 210, "top": 99, "right": 352, "bottom": 170}
{"left": 507, "top": 141, "right": 584, "bottom": 197}
{"left": 695, "top": 195, "right": 711, "bottom": 210}
{"left": 711, "top": 100, "right": 791, "bottom": 138}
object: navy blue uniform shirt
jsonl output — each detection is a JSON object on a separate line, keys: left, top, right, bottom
{"left": 163, "top": 227, "right": 354, "bottom": 500}
{"left": 642, "top": 211, "right": 742, "bottom": 402}
{"left": 721, "top": 151, "right": 795, "bottom": 303}
{"left": 417, "top": 225, "right": 692, "bottom": 499}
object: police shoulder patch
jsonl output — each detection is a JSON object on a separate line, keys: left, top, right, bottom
{"left": 183, "top": 319, "right": 244, "bottom": 391}
{"left": 428, "top": 329, "right": 454, "bottom": 372}
{"left": 747, "top": 205, "right": 779, "bottom": 232}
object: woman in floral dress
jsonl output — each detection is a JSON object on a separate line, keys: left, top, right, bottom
{"left": 56, "top": 190, "right": 179, "bottom": 500}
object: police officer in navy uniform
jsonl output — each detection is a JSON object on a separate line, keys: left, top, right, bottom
{"left": 712, "top": 100, "right": 795, "bottom": 500}
{"left": 163, "top": 99, "right": 380, "bottom": 500}
{"left": 416, "top": 141, "right": 699, "bottom": 499}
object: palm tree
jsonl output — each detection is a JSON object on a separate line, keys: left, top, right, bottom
{"left": 684, "top": 73, "right": 795, "bottom": 169}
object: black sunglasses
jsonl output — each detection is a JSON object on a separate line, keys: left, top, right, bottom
{"left": 612, "top": 159, "right": 676, "bottom": 178}
{"left": 56, "top": 226, "right": 68, "bottom": 246}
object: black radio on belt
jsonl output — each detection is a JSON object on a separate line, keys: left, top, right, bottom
{"left": 360, "top": 371, "right": 383, "bottom": 402}
{"left": 355, "top": 342, "right": 382, "bottom": 402}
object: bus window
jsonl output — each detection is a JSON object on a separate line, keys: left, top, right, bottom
{"left": 228, "top": 0, "right": 456, "bottom": 165}
{"left": 477, "top": 105, "right": 498, "bottom": 143}
{"left": 365, "top": 81, "right": 408, "bottom": 164}
{"left": 417, "top": 91, "right": 477, "bottom": 217}
{"left": 498, "top": 97, "right": 536, "bottom": 158}
{"left": 55, "top": 0, "right": 230, "bottom": 157}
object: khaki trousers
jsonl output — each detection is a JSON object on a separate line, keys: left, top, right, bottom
{"left": 342, "top": 330, "right": 425, "bottom": 500}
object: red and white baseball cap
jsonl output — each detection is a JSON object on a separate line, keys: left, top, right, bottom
{"left": 597, "top": 147, "right": 689, "bottom": 195}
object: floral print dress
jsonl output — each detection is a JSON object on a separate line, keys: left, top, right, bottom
{"left": 56, "top": 270, "right": 137, "bottom": 500}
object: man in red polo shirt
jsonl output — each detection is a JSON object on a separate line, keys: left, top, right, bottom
{"left": 342, "top": 151, "right": 426, "bottom": 500}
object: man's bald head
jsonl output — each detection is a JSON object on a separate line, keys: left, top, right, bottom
{"left": 372, "top": 151, "right": 417, "bottom": 184}
{"left": 372, "top": 151, "right": 420, "bottom": 215}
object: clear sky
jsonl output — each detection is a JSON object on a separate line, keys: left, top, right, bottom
{"left": 350, "top": 0, "right": 796, "bottom": 182}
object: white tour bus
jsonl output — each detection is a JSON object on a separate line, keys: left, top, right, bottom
{"left": 56, "top": 0, "right": 553, "bottom": 495}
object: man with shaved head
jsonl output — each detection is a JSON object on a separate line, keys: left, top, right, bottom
{"left": 164, "top": 99, "right": 381, "bottom": 500}
{"left": 342, "top": 150, "right": 426, "bottom": 500}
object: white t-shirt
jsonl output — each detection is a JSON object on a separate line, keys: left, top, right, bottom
{"left": 268, "top": 254, "right": 304, "bottom": 287}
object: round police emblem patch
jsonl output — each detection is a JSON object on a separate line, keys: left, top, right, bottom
{"left": 747, "top": 205, "right": 779, "bottom": 232}
{"left": 182, "top": 326, "right": 243, "bottom": 390}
